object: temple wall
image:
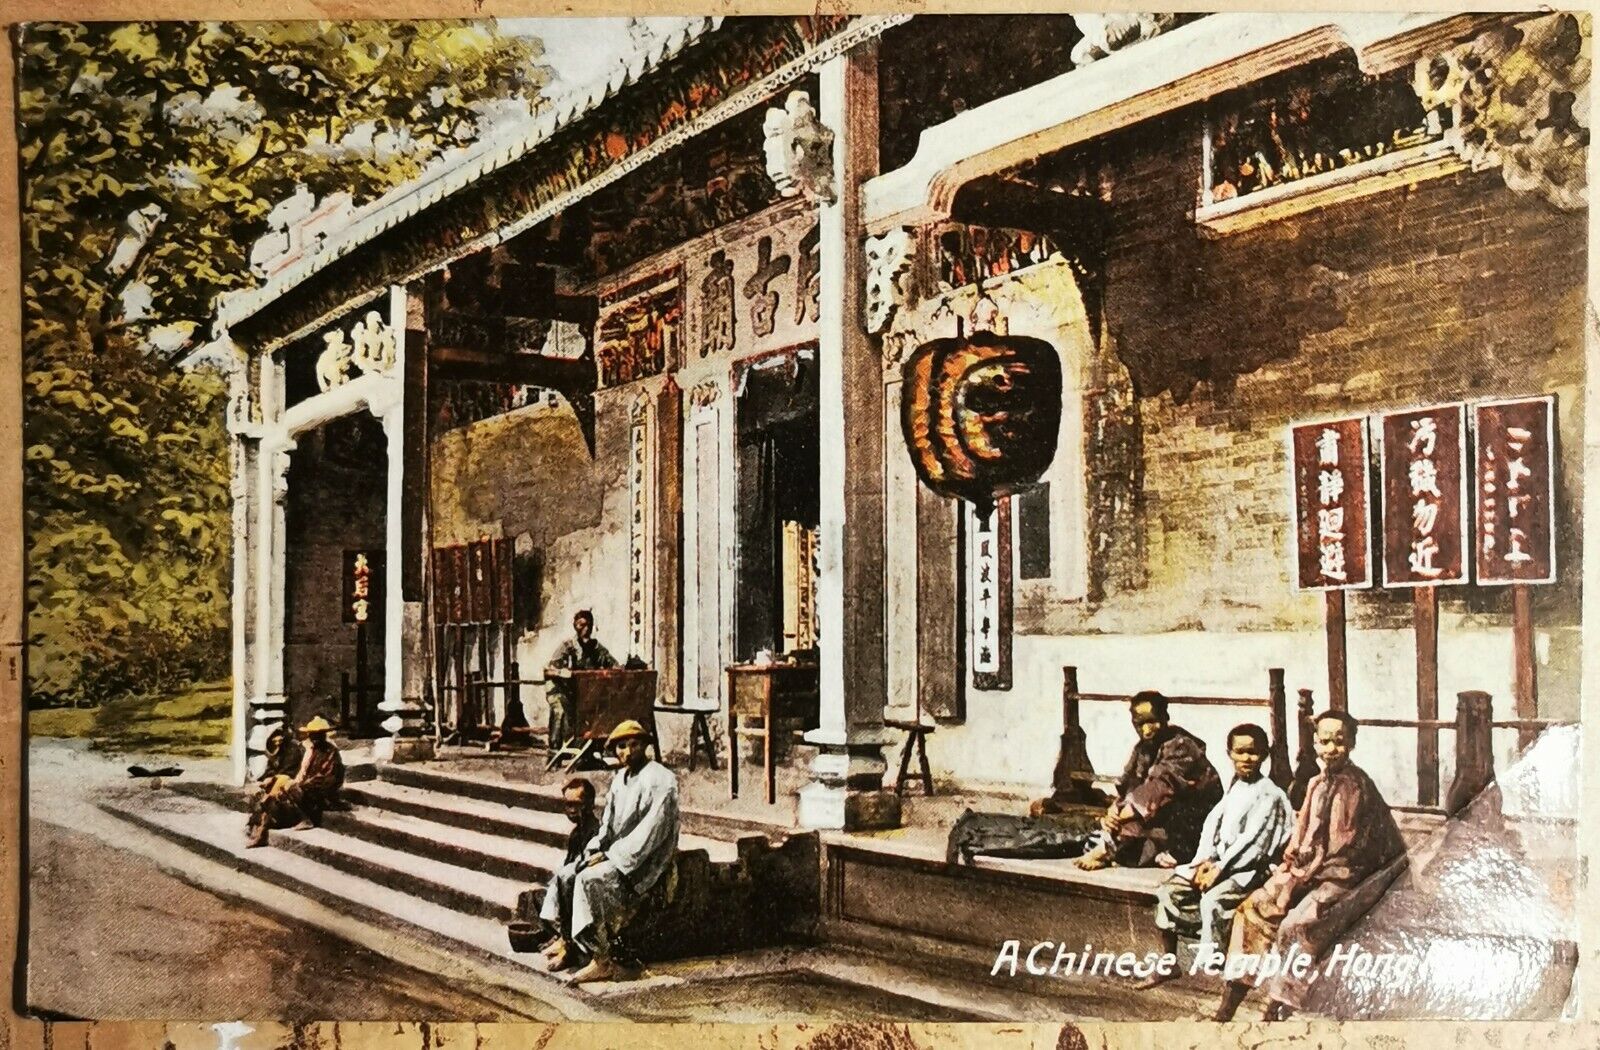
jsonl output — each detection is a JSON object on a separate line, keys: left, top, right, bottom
{"left": 912, "top": 116, "right": 1587, "bottom": 806}
{"left": 428, "top": 199, "right": 821, "bottom": 757}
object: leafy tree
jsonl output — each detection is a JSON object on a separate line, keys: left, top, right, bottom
{"left": 18, "top": 21, "right": 551, "bottom": 706}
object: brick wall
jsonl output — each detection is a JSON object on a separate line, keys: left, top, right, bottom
{"left": 1032, "top": 113, "right": 1586, "bottom": 640}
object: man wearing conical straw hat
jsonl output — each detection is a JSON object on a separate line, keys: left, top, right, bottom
{"left": 246, "top": 714, "right": 346, "bottom": 848}
{"left": 541, "top": 719, "right": 679, "bottom": 983}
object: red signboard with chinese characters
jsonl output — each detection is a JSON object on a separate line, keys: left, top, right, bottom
{"left": 342, "top": 550, "right": 383, "bottom": 624}
{"left": 1475, "top": 395, "right": 1557, "bottom": 584}
{"left": 1289, "top": 417, "right": 1372, "bottom": 590}
{"left": 1378, "top": 404, "right": 1468, "bottom": 587}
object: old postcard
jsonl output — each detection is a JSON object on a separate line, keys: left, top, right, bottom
{"left": 4, "top": 8, "right": 1596, "bottom": 1047}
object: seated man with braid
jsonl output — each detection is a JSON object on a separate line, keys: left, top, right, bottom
{"left": 1075, "top": 691, "right": 1224, "bottom": 871}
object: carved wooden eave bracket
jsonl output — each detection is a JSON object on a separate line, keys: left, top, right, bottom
{"left": 862, "top": 11, "right": 1511, "bottom": 234}
{"left": 1413, "top": 13, "right": 1590, "bottom": 212}
{"left": 428, "top": 307, "right": 600, "bottom": 455}
{"left": 1069, "top": 13, "right": 1181, "bottom": 66}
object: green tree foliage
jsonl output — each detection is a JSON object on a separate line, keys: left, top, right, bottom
{"left": 18, "top": 21, "right": 550, "bottom": 705}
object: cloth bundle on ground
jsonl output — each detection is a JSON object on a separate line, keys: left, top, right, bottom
{"left": 945, "top": 807, "right": 1103, "bottom": 865}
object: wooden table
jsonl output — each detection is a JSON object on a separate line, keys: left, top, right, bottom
{"left": 727, "top": 663, "right": 819, "bottom": 804}
{"left": 545, "top": 668, "right": 659, "bottom": 772}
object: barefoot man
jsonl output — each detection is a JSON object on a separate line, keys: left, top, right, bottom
{"left": 541, "top": 720, "right": 679, "bottom": 983}
{"left": 1076, "top": 691, "right": 1223, "bottom": 871}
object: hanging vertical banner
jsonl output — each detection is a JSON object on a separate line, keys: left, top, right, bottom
{"left": 967, "top": 497, "right": 1013, "bottom": 691}
{"left": 1378, "top": 403, "right": 1469, "bottom": 587}
{"left": 1289, "top": 417, "right": 1372, "bottom": 590}
{"left": 1475, "top": 395, "right": 1557, "bottom": 584}
{"left": 629, "top": 394, "right": 654, "bottom": 659}
{"left": 491, "top": 538, "right": 515, "bottom": 623}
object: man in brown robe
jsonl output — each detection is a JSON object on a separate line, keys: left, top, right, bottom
{"left": 1076, "top": 691, "right": 1223, "bottom": 870}
{"left": 1213, "top": 709, "right": 1407, "bottom": 1021}
{"left": 247, "top": 715, "right": 346, "bottom": 847}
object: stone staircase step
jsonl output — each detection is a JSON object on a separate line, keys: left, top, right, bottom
{"left": 356, "top": 774, "right": 743, "bottom": 864}
{"left": 344, "top": 780, "right": 575, "bottom": 849}
{"left": 267, "top": 823, "right": 528, "bottom": 922}
{"left": 378, "top": 763, "right": 569, "bottom": 814}
{"left": 96, "top": 795, "right": 554, "bottom": 979}
{"left": 324, "top": 807, "right": 569, "bottom": 884}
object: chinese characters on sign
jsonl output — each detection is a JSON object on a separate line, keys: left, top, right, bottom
{"left": 967, "top": 498, "right": 1013, "bottom": 690}
{"left": 1379, "top": 404, "right": 1467, "bottom": 587}
{"left": 1475, "top": 396, "right": 1556, "bottom": 584}
{"left": 1289, "top": 417, "right": 1371, "bottom": 590}
{"left": 342, "top": 550, "right": 384, "bottom": 624}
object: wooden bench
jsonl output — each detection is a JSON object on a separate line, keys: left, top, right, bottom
{"left": 1041, "top": 666, "right": 1300, "bottom": 809}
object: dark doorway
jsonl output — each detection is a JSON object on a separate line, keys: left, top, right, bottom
{"left": 282, "top": 413, "right": 388, "bottom": 736}
{"left": 734, "top": 351, "right": 820, "bottom": 662}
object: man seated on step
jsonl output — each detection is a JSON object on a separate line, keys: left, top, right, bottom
{"left": 1075, "top": 691, "right": 1224, "bottom": 871}
{"left": 536, "top": 777, "right": 602, "bottom": 951}
{"left": 1136, "top": 723, "right": 1293, "bottom": 988}
{"left": 544, "top": 609, "right": 617, "bottom": 750}
{"left": 1212, "top": 710, "right": 1407, "bottom": 1022}
{"left": 540, "top": 720, "right": 679, "bottom": 982}
{"left": 247, "top": 715, "right": 346, "bottom": 848}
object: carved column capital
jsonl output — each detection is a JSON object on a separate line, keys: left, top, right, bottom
{"left": 364, "top": 376, "right": 404, "bottom": 423}
{"left": 864, "top": 227, "right": 917, "bottom": 338}
{"left": 688, "top": 379, "right": 722, "bottom": 409}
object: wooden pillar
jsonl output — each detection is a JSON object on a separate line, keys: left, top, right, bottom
{"left": 1325, "top": 591, "right": 1348, "bottom": 712}
{"left": 1267, "top": 667, "right": 1292, "bottom": 790}
{"left": 1512, "top": 584, "right": 1539, "bottom": 749}
{"left": 1444, "top": 690, "right": 1497, "bottom": 819}
{"left": 1289, "top": 687, "right": 1318, "bottom": 809}
{"left": 1414, "top": 587, "right": 1440, "bottom": 807}
{"left": 1043, "top": 665, "right": 1095, "bottom": 806}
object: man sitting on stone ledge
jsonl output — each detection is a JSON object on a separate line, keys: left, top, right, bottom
{"left": 1137, "top": 722, "right": 1293, "bottom": 988}
{"left": 541, "top": 720, "right": 679, "bottom": 983}
{"left": 1212, "top": 710, "right": 1407, "bottom": 1022}
{"left": 1074, "top": 691, "right": 1223, "bottom": 871}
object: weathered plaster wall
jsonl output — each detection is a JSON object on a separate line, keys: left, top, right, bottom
{"left": 429, "top": 390, "right": 631, "bottom": 737}
{"left": 428, "top": 199, "right": 822, "bottom": 758}
{"left": 912, "top": 116, "right": 1587, "bottom": 805}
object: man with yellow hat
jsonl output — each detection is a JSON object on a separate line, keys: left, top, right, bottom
{"left": 540, "top": 718, "right": 679, "bottom": 982}
{"left": 247, "top": 714, "right": 346, "bottom": 848}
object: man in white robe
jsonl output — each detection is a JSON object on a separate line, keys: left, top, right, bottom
{"left": 541, "top": 719, "right": 679, "bottom": 982}
{"left": 1139, "top": 723, "right": 1293, "bottom": 987}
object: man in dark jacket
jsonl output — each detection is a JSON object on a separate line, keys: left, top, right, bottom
{"left": 560, "top": 777, "right": 601, "bottom": 866}
{"left": 1076, "top": 691, "right": 1224, "bottom": 870}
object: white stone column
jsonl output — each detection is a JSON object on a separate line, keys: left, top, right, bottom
{"left": 372, "top": 284, "right": 434, "bottom": 763}
{"left": 224, "top": 337, "right": 260, "bottom": 785}
{"left": 799, "top": 41, "right": 901, "bottom": 831}
{"left": 248, "top": 432, "right": 293, "bottom": 778}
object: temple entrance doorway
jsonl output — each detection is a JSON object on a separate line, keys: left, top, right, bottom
{"left": 282, "top": 412, "right": 389, "bottom": 737}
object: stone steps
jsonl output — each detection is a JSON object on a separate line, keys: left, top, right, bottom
{"left": 99, "top": 795, "right": 558, "bottom": 978}
{"left": 368, "top": 764, "right": 747, "bottom": 860}
{"left": 323, "top": 806, "right": 565, "bottom": 885}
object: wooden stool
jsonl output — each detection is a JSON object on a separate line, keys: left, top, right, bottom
{"left": 654, "top": 703, "right": 719, "bottom": 771}
{"left": 887, "top": 720, "right": 934, "bottom": 796}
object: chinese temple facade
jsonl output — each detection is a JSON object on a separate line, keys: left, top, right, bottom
{"left": 215, "top": 11, "right": 1590, "bottom": 827}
